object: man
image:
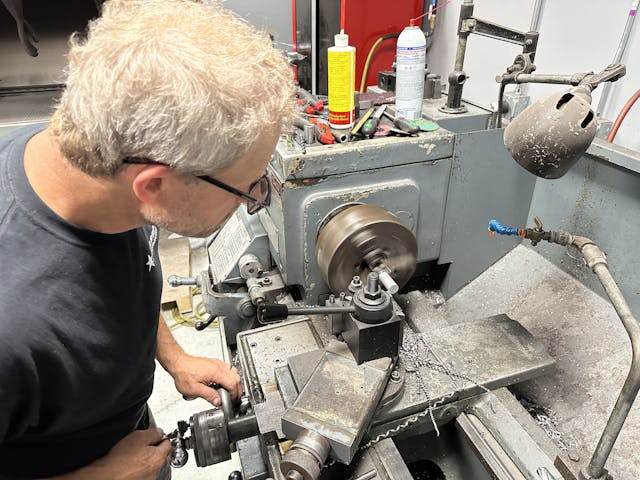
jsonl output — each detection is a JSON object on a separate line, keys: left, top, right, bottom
{"left": 0, "top": 0, "right": 294, "bottom": 478}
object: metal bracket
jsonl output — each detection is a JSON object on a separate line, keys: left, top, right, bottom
{"left": 578, "top": 64, "right": 626, "bottom": 92}
{"left": 462, "top": 18, "right": 529, "bottom": 45}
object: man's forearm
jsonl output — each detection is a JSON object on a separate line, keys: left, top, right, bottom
{"left": 156, "top": 314, "right": 186, "bottom": 373}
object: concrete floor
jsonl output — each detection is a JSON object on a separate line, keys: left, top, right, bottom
{"left": 149, "top": 239, "right": 640, "bottom": 479}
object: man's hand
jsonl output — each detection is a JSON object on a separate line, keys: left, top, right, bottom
{"left": 49, "top": 429, "right": 172, "bottom": 480}
{"left": 170, "top": 353, "right": 242, "bottom": 406}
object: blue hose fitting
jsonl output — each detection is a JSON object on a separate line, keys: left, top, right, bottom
{"left": 488, "top": 219, "right": 521, "bottom": 237}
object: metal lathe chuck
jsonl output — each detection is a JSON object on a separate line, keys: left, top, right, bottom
{"left": 315, "top": 204, "right": 418, "bottom": 295}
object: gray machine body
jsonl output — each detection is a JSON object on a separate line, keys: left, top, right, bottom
{"left": 207, "top": 100, "right": 534, "bottom": 306}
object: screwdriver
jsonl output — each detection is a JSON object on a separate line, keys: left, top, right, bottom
{"left": 361, "top": 105, "right": 387, "bottom": 137}
{"left": 351, "top": 107, "right": 375, "bottom": 137}
{"left": 382, "top": 110, "right": 420, "bottom": 134}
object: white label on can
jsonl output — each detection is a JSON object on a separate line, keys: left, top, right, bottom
{"left": 396, "top": 45, "right": 426, "bottom": 120}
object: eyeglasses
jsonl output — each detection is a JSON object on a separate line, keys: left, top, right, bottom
{"left": 122, "top": 157, "right": 271, "bottom": 215}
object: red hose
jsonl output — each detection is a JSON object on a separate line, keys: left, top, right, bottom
{"left": 608, "top": 89, "right": 640, "bottom": 142}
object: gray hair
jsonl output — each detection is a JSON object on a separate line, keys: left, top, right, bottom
{"left": 51, "top": 0, "right": 294, "bottom": 177}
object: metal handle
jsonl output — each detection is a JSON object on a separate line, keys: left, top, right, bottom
{"left": 257, "top": 303, "right": 357, "bottom": 323}
{"left": 167, "top": 275, "right": 198, "bottom": 287}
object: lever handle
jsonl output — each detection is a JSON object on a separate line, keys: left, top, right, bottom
{"left": 580, "top": 63, "right": 626, "bottom": 91}
{"left": 257, "top": 303, "right": 357, "bottom": 323}
{"left": 167, "top": 275, "right": 198, "bottom": 287}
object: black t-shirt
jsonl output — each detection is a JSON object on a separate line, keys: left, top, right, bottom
{"left": 0, "top": 125, "right": 162, "bottom": 478}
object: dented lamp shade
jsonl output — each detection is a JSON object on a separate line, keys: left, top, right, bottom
{"left": 504, "top": 86, "right": 597, "bottom": 179}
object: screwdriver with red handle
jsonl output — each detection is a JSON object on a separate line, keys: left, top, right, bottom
{"left": 309, "top": 117, "right": 335, "bottom": 144}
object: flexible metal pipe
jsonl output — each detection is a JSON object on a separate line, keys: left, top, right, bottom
{"left": 596, "top": 1, "right": 638, "bottom": 117}
{"left": 586, "top": 262, "right": 640, "bottom": 478}
{"left": 517, "top": 228, "right": 640, "bottom": 478}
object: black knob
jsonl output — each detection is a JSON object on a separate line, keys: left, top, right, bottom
{"left": 195, "top": 316, "right": 216, "bottom": 331}
{"left": 257, "top": 304, "right": 289, "bottom": 323}
{"left": 228, "top": 471, "right": 243, "bottom": 480}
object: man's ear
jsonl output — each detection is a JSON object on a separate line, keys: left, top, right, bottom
{"left": 130, "top": 165, "right": 173, "bottom": 205}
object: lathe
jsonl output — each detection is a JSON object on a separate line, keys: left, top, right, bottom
{"left": 1, "top": 0, "right": 638, "bottom": 478}
{"left": 163, "top": 90, "right": 640, "bottom": 480}
{"left": 160, "top": 5, "right": 639, "bottom": 480}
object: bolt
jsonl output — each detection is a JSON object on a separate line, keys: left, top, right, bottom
{"left": 261, "top": 277, "right": 272, "bottom": 285}
{"left": 441, "top": 406, "right": 459, "bottom": 418}
{"left": 339, "top": 292, "right": 346, "bottom": 304}
{"left": 349, "top": 275, "right": 363, "bottom": 293}
{"left": 329, "top": 294, "right": 335, "bottom": 304}
{"left": 367, "top": 272, "right": 380, "bottom": 293}
{"left": 390, "top": 370, "right": 400, "bottom": 382}
{"left": 568, "top": 452, "right": 581, "bottom": 462}
{"left": 363, "top": 272, "right": 382, "bottom": 301}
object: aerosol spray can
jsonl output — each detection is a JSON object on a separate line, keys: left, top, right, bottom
{"left": 328, "top": 30, "right": 356, "bottom": 129}
{"left": 395, "top": 21, "right": 427, "bottom": 120}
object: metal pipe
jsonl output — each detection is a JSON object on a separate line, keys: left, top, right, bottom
{"left": 529, "top": 0, "right": 546, "bottom": 31}
{"left": 499, "top": 73, "right": 586, "bottom": 86}
{"left": 443, "top": 0, "right": 474, "bottom": 112}
{"left": 456, "top": 0, "right": 475, "bottom": 68}
{"left": 585, "top": 262, "right": 640, "bottom": 478}
{"left": 453, "top": 29, "right": 470, "bottom": 73}
{"left": 518, "top": 0, "right": 546, "bottom": 95}
{"left": 288, "top": 305, "right": 356, "bottom": 316}
{"left": 596, "top": 1, "right": 638, "bottom": 117}
{"left": 453, "top": 34, "right": 468, "bottom": 71}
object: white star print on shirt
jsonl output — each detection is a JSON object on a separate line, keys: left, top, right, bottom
{"left": 146, "top": 226, "right": 158, "bottom": 272}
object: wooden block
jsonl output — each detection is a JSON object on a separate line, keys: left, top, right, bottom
{"left": 158, "top": 237, "right": 193, "bottom": 313}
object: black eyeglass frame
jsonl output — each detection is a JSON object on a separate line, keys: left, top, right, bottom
{"left": 122, "top": 157, "right": 271, "bottom": 215}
